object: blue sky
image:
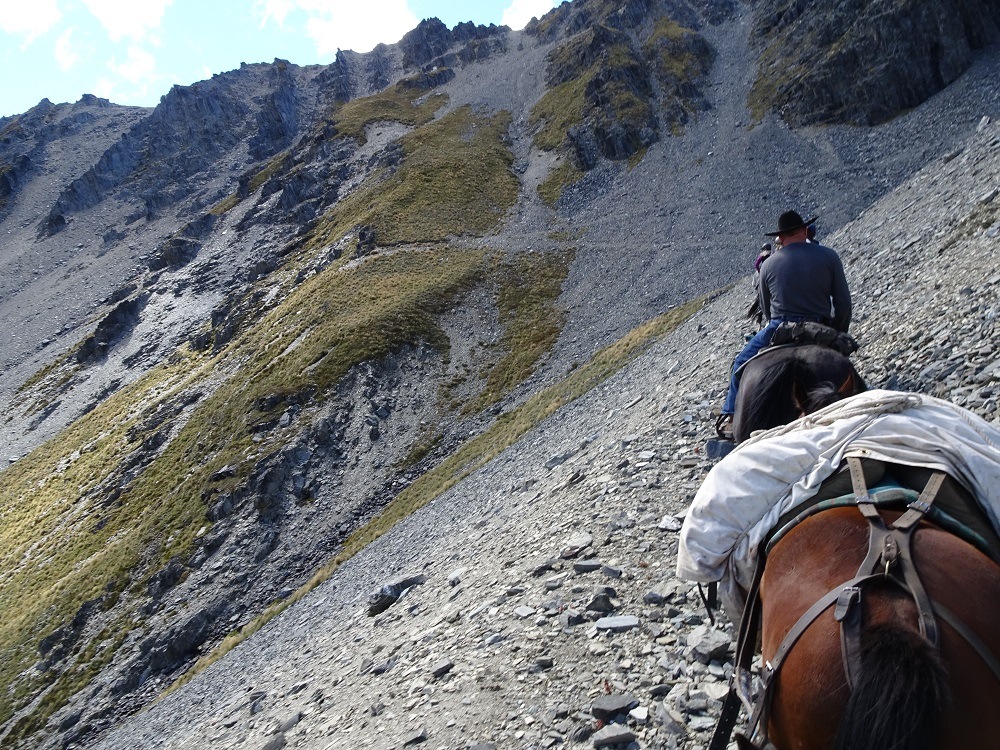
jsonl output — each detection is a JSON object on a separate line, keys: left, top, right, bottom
{"left": 0, "top": 0, "right": 563, "bottom": 118}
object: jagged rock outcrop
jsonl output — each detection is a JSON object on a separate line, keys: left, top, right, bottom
{"left": 533, "top": 2, "right": 718, "bottom": 170}
{"left": 750, "top": 0, "right": 1000, "bottom": 125}
{"left": 76, "top": 293, "right": 150, "bottom": 363}
{"left": 399, "top": 18, "right": 508, "bottom": 68}
{"left": 248, "top": 60, "right": 305, "bottom": 161}
{"left": 147, "top": 213, "right": 218, "bottom": 271}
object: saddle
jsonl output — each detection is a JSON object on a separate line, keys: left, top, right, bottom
{"left": 767, "top": 320, "right": 858, "bottom": 356}
{"left": 708, "top": 457, "right": 1000, "bottom": 750}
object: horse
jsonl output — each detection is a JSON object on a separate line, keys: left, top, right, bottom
{"left": 732, "top": 344, "right": 865, "bottom": 443}
{"left": 731, "top": 458, "right": 1000, "bottom": 750}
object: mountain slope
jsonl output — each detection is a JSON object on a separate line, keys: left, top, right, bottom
{"left": 0, "top": 0, "right": 997, "bottom": 746}
{"left": 87, "top": 113, "right": 1000, "bottom": 750}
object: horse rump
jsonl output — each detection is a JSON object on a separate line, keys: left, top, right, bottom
{"left": 833, "top": 625, "right": 950, "bottom": 750}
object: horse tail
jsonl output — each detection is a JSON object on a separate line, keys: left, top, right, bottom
{"left": 833, "top": 625, "right": 950, "bottom": 750}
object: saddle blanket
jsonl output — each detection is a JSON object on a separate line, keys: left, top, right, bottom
{"left": 676, "top": 389, "right": 1000, "bottom": 619}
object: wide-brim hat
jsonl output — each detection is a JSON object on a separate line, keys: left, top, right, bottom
{"left": 764, "top": 211, "right": 818, "bottom": 237}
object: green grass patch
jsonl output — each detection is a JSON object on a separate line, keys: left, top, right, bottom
{"left": 466, "top": 249, "right": 575, "bottom": 412}
{"left": 0, "top": 353, "right": 207, "bottom": 730}
{"left": 644, "top": 18, "right": 703, "bottom": 81}
{"left": 538, "top": 160, "right": 585, "bottom": 206}
{"left": 332, "top": 82, "right": 448, "bottom": 143}
{"left": 172, "top": 295, "right": 705, "bottom": 683}
{"left": 307, "top": 106, "right": 518, "bottom": 249}
{"left": 530, "top": 74, "right": 592, "bottom": 152}
{"left": 531, "top": 34, "right": 652, "bottom": 159}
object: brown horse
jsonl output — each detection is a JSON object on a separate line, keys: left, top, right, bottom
{"left": 733, "top": 344, "right": 865, "bottom": 443}
{"left": 751, "top": 500, "right": 1000, "bottom": 749}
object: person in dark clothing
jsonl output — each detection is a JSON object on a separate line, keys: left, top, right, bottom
{"left": 716, "top": 210, "right": 852, "bottom": 438}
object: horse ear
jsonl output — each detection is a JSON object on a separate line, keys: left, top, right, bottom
{"left": 792, "top": 379, "right": 809, "bottom": 413}
{"left": 837, "top": 372, "right": 855, "bottom": 396}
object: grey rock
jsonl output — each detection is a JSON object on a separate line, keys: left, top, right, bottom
{"left": 402, "top": 725, "right": 428, "bottom": 745}
{"left": 688, "top": 625, "right": 733, "bottom": 663}
{"left": 591, "top": 693, "right": 638, "bottom": 722}
{"left": 560, "top": 532, "right": 593, "bottom": 558}
{"left": 602, "top": 565, "right": 623, "bottom": 579}
{"left": 595, "top": 615, "right": 640, "bottom": 633}
{"left": 573, "top": 558, "right": 602, "bottom": 574}
{"left": 591, "top": 723, "right": 636, "bottom": 747}
{"left": 586, "top": 594, "right": 616, "bottom": 613}
{"left": 367, "top": 573, "right": 427, "bottom": 616}
{"left": 430, "top": 659, "right": 454, "bottom": 678}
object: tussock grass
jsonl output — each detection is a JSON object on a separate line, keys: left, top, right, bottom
{"left": 0, "top": 353, "right": 207, "bottom": 732}
{"left": 333, "top": 81, "right": 447, "bottom": 143}
{"left": 308, "top": 106, "right": 518, "bottom": 249}
{"left": 467, "top": 249, "right": 575, "bottom": 412}
{"left": 645, "top": 18, "right": 701, "bottom": 80}
{"left": 538, "top": 161, "right": 585, "bottom": 206}
{"left": 0, "top": 92, "right": 520, "bottom": 740}
{"left": 531, "top": 75, "right": 592, "bottom": 152}
{"left": 174, "top": 296, "right": 704, "bottom": 683}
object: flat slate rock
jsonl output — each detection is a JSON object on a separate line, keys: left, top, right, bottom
{"left": 592, "top": 723, "right": 636, "bottom": 747}
{"left": 591, "top": 693, "right": 638, "bottom": 722}
{"left": 595, "top": 615, "right": 639, "bottom": 632}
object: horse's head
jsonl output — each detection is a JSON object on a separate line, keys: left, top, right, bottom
{"left": 790, "top": 370, "right": 860, "bottom": 418}
{"left": 734, "top": 345, "right": 866, "bottom": 442}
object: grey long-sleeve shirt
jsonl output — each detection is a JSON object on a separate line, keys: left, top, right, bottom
{"left": 758, "top": 240, "right": 852, "bottom": 331}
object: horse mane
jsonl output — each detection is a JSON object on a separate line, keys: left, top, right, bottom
{"left": 735, "top": 355, "right": 804, "bottom": 440}
{"left": 833, "top": 625, "right": 950, "bottom": 750}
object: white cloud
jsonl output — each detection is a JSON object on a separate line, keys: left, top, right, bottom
{"left": 257, "top": 0, "right": 418, "bottom": 56}
{"left": 81, "top": 0, "right": 172, "bottom": 41}
{"left": 0, "top": 0, "right": 61, "bottom": 45}
{"left": 54, "top": 27, "right": 79, "bottom": 70}
{"left": 501, "top": 0, "right": 558, "bottom": 31}
{"left": 109, "top": 44, "right": 157, "bottom": 84}
{"left": 255, "top": 0, "right": 297, "bottom": 27}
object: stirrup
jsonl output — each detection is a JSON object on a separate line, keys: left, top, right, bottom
{"left": 715, "top": 413, "right": 734, "bottom": 440}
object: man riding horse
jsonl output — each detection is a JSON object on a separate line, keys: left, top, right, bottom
{"left": 717, "top": 210, "right": 853, "bottom": 439}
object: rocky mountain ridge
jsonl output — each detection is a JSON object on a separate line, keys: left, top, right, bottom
{"left": 0, "top": 0, "right": 998, "bottom": 747}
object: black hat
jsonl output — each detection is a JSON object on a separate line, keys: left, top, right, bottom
{"left": 765, "top": 211, "right": 818, "bottom": 237}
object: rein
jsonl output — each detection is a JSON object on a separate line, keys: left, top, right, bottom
{"left": 709, "top": 457, "right": 1000, "bottom": 750}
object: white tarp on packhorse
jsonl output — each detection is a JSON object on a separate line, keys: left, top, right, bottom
{"left": 676, "top": 389, "right": 1000, "bottom": 618}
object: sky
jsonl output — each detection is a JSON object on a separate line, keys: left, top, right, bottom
{"left": 0, "top": 0, "right": 563, "bottom": 118}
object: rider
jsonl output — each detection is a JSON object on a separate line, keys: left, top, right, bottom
{"left": 716, "top": 210, "right": 852, "bottom": 439}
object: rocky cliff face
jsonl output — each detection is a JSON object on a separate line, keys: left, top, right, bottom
{"left": 0, "top": 1, "right": 997, "bottom": 748}
{"left": 749, "top": 0, "right": 1000, "bottom": 125}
